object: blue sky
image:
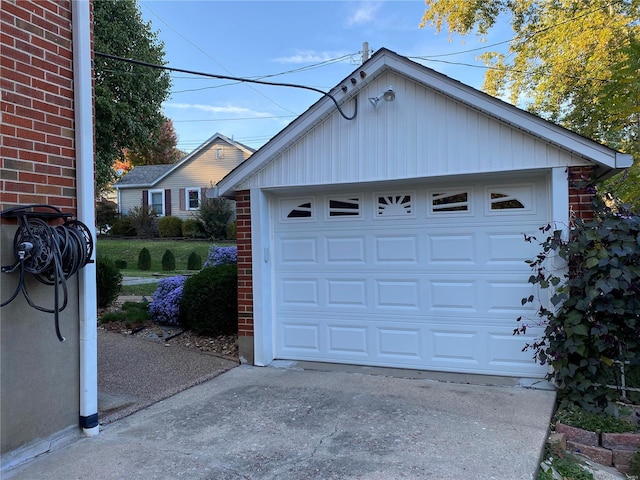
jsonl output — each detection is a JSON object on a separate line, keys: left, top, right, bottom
{"left": 138, "top": 1, "right": 512, "bottom": 153}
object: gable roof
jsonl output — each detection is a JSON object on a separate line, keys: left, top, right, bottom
{"left": 217, "top": 48, "right": 632, "bottom": 197}
{"left": 115, "top": 132, "right": 255, "bottom": 189}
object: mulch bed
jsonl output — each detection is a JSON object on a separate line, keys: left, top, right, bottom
{"left": 98, "top": 305, "right": 239, "bottom": 360}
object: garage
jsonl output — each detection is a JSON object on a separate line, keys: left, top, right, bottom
{"left": 216, "top": 48, "right": 631, "bottom": 377}
{"left": 273, "top": 176, "right": 548, "bottom": 376}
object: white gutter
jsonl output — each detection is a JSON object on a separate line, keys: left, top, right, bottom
{"left": 72, "top": 0, "right": 99, "bottom": 436}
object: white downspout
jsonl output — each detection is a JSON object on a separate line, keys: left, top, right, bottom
{"left": 72, "top": 0, "right": 99, "bottom": 436}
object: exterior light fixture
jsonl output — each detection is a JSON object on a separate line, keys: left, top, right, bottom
{"left": 368, "top": 86, "right": 395, "bottom": 108}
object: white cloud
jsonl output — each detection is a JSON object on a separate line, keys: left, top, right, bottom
{"left": 274, "top": 50, "right": 347, "bottom": 64}
{"left": 346, "top": 1, "right": 382, "bottom": 26}
{"left": 164, "top": 102, "right": 271, "bottom": 118}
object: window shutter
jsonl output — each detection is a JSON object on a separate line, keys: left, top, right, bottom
{"left": 165, "top": 189, "right": 172, "bottom": 216}
{"left": 179, "top": 189, "right": 185, "bottom": 210}
{"left": 142, "top": 190, "right": 148, "bottom": 208}
{"left": 201, "top": 187, "right": 207, "bottom": 206}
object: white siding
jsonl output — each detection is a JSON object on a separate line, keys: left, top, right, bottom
{"left": 238, "top": 72, "right": 591, "bottom": 191}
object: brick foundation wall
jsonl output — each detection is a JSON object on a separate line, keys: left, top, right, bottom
{"left": 568, "top": 166, "right": 597, "bottom": 222}
{"left": 236, "top": 190, "right": 254, "bottom": 337}
{"left": 1, "top": 0, "right": 77, "bottom": 219}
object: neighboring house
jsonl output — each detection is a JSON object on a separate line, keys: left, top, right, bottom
{"left": 217, "top": 48, "right": 633, "bottom": 376}
{"left": 1, "top": 0, "right": 97, "bottom": 467}
{"left": 114, "top": 133, "right": 254, "bottom": 219}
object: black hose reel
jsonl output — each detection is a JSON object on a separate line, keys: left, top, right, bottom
{"left": 1, "top": 205, "right": 94, "bottom": 341}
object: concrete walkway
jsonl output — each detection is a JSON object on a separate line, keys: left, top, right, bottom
{"left": 5, "top": 364, "right": 556, "bottom": 480}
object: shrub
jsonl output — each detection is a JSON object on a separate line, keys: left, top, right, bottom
{"left": 137, "top": 247, "right": 152, "bottom": 271}
{"left": 515, "top": 198, "right": 640, "bottom": 412}
{"left": 204, "top": 245, "right": 237, "bottom": 268}
{"left": 630, "top": 449, "right": 640, "bottom": 477}
{"left": 198, "top": 197, "right": 233, "bottom": 239}
{"left": 130, "top": 205, "right": 158, "bottom": 238}
{"left": 161, "top": 249, "right": 176, "bottom": 271}
{"left": 96, "top": 198, "right": 118, "bottom": 235}
{"left": 110, "top": 216, "right": 136, "bottom": 236}
{"left": 182, "top": 218, "right": 205, "bottom": 238}
{"left": 187, "top": 251, "right": 202, "bottom": 270}
{"left": 179, "top": 264, "right": 238, "bottom": 335}
{"left": 158, "top": 216, "right": 183, "bottom": 238}
{"left": 226, "top": 221, "right": 237, "bottom": 240}
{"left": 114, "top": 259, "right": 127, "bottom": 269}
{"left": 96, "top": 255, "right": 122, "bottom": 308}
{"left": 148, "top": 275, "right": 186, "bottom": 326}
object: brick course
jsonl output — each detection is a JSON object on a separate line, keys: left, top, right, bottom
{"left": 1, "top": 0, "right": 78, "bottom": 216}
{"left": 235, "top": 190, "right": 253, "bottom": 337}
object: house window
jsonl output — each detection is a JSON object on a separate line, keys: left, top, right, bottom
{"left": 214, "top": 146, "right": 224, "bottom": 159}
{"left": 149, "top": 190, "right": 164, "bottom": 216}
{"left": 186, "top": 188, "right": 201, "bottom": 210}
{"left": 328, "top": 196, "right": 361, "bottom": 218}
{"left": 431, "top": 191, "right": 469, "bottom": 213}
{"left": 376, "top": 193, "right": 413, "bottom": 217}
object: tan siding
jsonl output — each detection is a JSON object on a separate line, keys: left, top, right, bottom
{"left": 239, "top": 72, "right": 591, "bottom": 191}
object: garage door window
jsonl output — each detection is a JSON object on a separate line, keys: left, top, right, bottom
{"left": 281, "top": 198, "right": 314, "bottom": 220}
{"left": 376, "top": 193, "right": 414, "bottom": 218}
{"left": 327, "top": 196, "right": 361, "bottom": 219}
{"left": 430, "top": 191, "right": 470, "bottom": 214}
{"left": 487, "top": 184, "right": 534, "bottom": 213}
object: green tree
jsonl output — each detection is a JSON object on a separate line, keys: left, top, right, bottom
{"left": 420, "top": 1, "right": 640, "bottom": 209}
{"left": 93, "top": 0, "right": 171, "bottom": 194}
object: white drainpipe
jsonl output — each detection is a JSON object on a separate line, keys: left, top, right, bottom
{"left": 72, "top": 0, "right": 99, "bottom": 436}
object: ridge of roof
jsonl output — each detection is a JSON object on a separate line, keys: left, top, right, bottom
{"left": 216, "top": 47, "right": 630, "bottom": 196}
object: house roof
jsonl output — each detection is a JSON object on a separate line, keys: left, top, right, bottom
{"left": 115, "top": 132, "right": 255, "bottom": 189}
{"left": 217, "top": 48, "right": 632, "bottom": 197}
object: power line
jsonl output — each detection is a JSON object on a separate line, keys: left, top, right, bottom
{"left": 94, "top": 52, "right": 358, "bottom": 121}
{"left": 141, "top": 1, "right": 296, "bottom": 115}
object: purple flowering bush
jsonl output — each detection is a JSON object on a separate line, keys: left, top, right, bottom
{"left": 148, "top": 275, "right": 187, "bottom": 325}
{"left": 204, "top": 245, "right": 237, "bottom": 267}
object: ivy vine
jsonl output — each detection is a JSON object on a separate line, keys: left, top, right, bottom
{"left": 515, "top": 198, "right": 640, "bottom": 412}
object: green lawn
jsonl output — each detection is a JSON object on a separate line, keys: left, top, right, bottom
{"left": 97, "top": 238, "right": 233, "bottom": 275}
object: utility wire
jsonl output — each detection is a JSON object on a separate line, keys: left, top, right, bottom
{"left": 141, "top": 1, "right": 296, "bottom": 115}
{"left": 94, "top": 52, "right": 358, "bottom": 121}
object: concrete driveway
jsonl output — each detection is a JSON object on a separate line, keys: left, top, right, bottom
{"left": 5, "top": 363, "right": 555, "bottom": 480}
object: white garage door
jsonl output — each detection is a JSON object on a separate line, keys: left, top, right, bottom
{"left": 273, "top": 177, "right": 549, "bottom": 377}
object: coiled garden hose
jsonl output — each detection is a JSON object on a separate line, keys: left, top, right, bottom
{"left": 1, "top": 205, "right": 93, "bottom": 341}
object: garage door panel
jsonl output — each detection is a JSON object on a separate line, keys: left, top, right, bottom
{"left": 428, "top": 280, "right": 478, "bottom": 312}
{"left": 485, "top": 278, "right": 538, "bottom": 314}
{"left": 374, "top": 235, "right": 420, "bottom": 263}
{"left": 427, "top": 233, "right": 476, "bottom": 264}
{"left": 328, "top": 325, "right": 369, "bottom": 354}
{"left": 377, "top": 327, "right": 422, "bottom": 359}
{"left": 326, "top": 236, "right": 367, "bottom": 263}
{"left": 327, "top": 279, "right": 367, "bottom": 307}
{"left": 281, "top": 323, "right": 321, "bottom": 352}
{"left": 280, "top": 279, "right": 320, "bottom": 306}
{"left": 280, "top": 237, "right": 318, "bottom": 263}
{"left": 375, "top": 279, "right": 421, "bottom": 309}
{"left": 488, "top": 330, "right": 542, "bottom": 366}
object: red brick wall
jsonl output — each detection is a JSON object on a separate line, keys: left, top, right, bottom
{"left": 236, "top": 190, "right": 254, "bottom": 337}
{"left": 568, "top": 166, "right": 597, "bottom": 222}
{"left": 1, "top": 0, "right": 77, "bottom": 219}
